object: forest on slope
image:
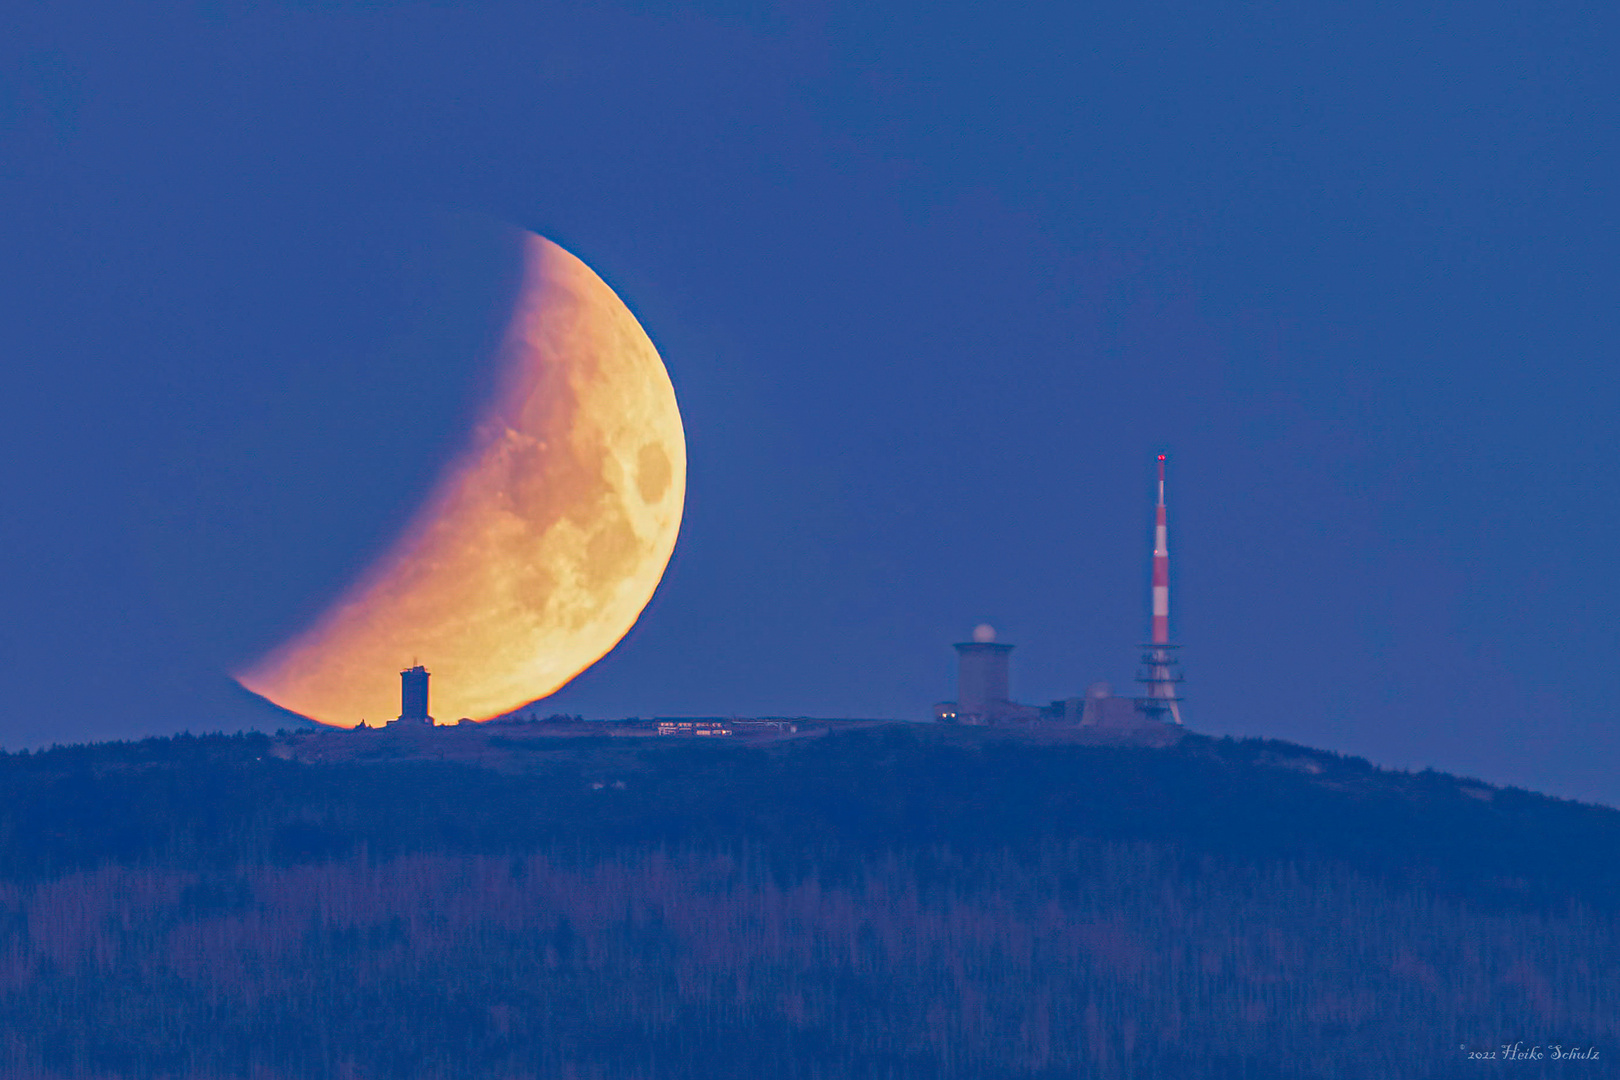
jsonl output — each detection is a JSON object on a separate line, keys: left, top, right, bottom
{"left": 0, "top": 726, "right": 1613, "bottom": 1079}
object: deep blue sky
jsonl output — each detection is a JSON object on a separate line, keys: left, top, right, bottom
{"left": 3, "top": 1, "right": 1616, "bottom": 804}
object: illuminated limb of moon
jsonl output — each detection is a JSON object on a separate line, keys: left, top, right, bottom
{"left": 237, "top": 233, "right": 686, "bottom": 726}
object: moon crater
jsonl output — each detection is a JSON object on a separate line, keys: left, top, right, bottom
{"left": 636, "top": 443, "right": 673, "bottom": 504}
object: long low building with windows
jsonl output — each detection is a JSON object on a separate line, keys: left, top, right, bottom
{"left": 656, "top": 721, "right": 734, "bottom": 737}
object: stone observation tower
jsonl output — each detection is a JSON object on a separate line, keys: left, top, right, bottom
{"left": 395, "top": 665, "right": 433, "bottom": 726}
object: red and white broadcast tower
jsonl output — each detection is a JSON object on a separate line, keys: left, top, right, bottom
{"left": 1136, "top": 454, "right": 1184, "bottom": 724}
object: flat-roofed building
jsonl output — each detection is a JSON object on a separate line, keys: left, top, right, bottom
{"left": 656, "top": 721, "right": 733, "bottom": 737}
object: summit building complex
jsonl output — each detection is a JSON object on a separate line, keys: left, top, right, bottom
{"left": 933, "top": 455, "right": 1185, "bottom": 728}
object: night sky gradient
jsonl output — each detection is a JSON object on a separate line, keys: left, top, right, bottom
{"left": 2, "top": 1, "right": 1616, "bottom": 804}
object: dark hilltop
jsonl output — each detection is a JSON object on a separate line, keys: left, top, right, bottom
{"left": 0, "top": 720, "right": 1614, "bottom": 1079}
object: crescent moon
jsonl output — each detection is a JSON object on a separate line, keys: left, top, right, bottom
{"left": 237, "top": 232, "right": 686, "bottom": 727}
